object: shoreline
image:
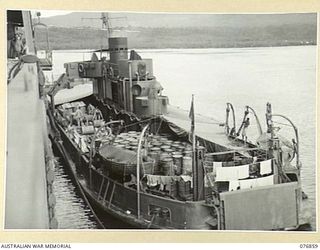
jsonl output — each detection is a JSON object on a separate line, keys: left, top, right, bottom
{"left": 50, "top": 44, "right": 316, "bottom": 53}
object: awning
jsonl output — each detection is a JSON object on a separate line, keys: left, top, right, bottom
{"left": 53, "top": 83, "right": 93, "bottom": 105}
{"left": 163, "top": 105, "right": 249, "bottom": 151}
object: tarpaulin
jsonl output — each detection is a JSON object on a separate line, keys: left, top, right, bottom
{"left": 220, "top": 182, "right": 298, "bottom": 230}
{"left": 163, "top": 105, "right": 250, "bottom": 157}
{"left": 99, "top": 145, "right": 137, "bottom": 164}
{"left": 53, "top": 83, "right": 93, "bottom": 105}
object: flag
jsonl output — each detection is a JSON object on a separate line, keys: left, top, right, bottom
{"left": 189, "top": 95, "right": 195, "bottom": 142}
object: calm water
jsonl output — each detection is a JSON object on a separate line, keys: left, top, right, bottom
{"left": 53, "top": 159, "right": 98, "bottom": 229}
{"left": 50, "top": 45, "right": 316, "bottom": 230}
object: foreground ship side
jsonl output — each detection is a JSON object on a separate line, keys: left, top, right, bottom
{"left": 6, "top": 10, "right": 57, "bottom": 229}
{"left": 47, "top": 21, "right": 308, "bottom": 230}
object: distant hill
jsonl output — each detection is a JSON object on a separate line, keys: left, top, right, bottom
{"left": 40, "top": 12, "right": 316, "bottom": 29}
{"left": 34, "top": 12, "right": 317, "bottom": 50}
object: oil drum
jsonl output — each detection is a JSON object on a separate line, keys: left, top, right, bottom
{"left": 184, "top": 150, "right": 192, "bottom": 157}
{"left": 161, "top": 157, "right": 174, "bottom": 176}
{"left": 152, "top": 141, "right": 162, "bottom": 147}
{"left": 81, "top": 125, "right": 94, "bottom": 135}
{"left": 172, "top": 154, "right": 183, "bottom": 175}
{"left": 148, "top": 151, "right": 160, "bottom": 166}
{"left": 150, "top": 147, "right": 161, "bottom": 152}
{"left": 160, "top": 153, "right": 170, "bottom": 161}
{"left": 161, "top": 145, "right": 171, "bottom": 151}
{"left": 177, "top": 145, "right": 185, "bottom": 152}
{"left": 182, "top": 156, "right": 192, "bottom": 175}
{"left": 164, "top": 148, "right": 174, "bottom": 154}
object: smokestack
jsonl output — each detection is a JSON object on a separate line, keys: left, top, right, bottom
{"left": 108, "top": 37, "right": 128, "bottom": 64}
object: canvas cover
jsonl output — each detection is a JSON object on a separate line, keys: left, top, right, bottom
{"left": 54, "top": 83, "right": 93, "bottom": 105}
{"left": 220, "top": 182, "right": 299, "bottom": 230}
{"left": 163, "top": 105, "right": 252, "bottom": 157}
{"left": 99, "top": 144, "right": 137, "bottom": 164}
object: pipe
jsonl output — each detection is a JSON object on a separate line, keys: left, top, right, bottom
{"left": 246, "top": 105, "right": 263, "bottom": 136}
{"left": 225, "top": 105, "right": 230, "bottom": 134}
{"left": 122, "top": 79, "right": 127, "bottom": 111}
{"left": 128, "top": 61, "right": 133, "bottom": 112}
{"left": 226, "top": 103, "right": 236, "bottom": 136}
{"left": 205, "top": 147, "right": 260, "bottom": 156}
{"left": 236, "top": 109, "right": 249, "bottom": 137}
{"left": 50, "top": 95, "right": 55, "bottom": 114}
{"left": 213, "top": 205, "right": 221, "bottom": 230}
{"left": 190, "top": 95, "right": 198, "bottom": 201}
{"left": 136, "top": 124, "right": 149, "bottom": 219}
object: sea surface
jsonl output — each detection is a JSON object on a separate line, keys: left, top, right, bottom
{"left": 52, "top": 160, "right": 98, "bottom": 229}
{"left": 49, "top": 45, "right": 316, "bottom": 230}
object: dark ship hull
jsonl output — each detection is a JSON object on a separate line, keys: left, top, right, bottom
{"left": 48, "top": 95, "right": 305, "bottom": 230}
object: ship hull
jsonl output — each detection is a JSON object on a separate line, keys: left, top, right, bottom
{"left": 47, "top": 94, "right": 308, "bottom": 230}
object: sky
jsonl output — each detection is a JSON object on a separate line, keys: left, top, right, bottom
{"left": 31, "top": 10, "right": 73, "bottom": 18}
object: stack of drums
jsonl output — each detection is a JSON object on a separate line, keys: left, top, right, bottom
{"left": 113, "top": 138, "right": 125, "bottom": 149}
{"left": 112, "top": 130, "right": 205, "bottom": 176}
{"left": 147, "top": 135, "right": 196, "bottom": 176}
{"left": 112, "top": 131, "right": 142, "bottom": 152}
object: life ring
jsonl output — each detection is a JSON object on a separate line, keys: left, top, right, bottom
{"left": 78, "top": 64, "right": 84, "bottom": 73}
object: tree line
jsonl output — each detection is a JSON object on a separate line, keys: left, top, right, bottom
{"left": 33, "top": 24, "right": 317, "bottom": 50}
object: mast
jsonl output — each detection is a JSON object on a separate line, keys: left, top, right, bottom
{"left": 265, "top": 102, "right": 283, "bottom": 184}
{"left": 189, "top": 95, "right": 204, "bottom": 201}
{"left": 136, "top": 124, "right": 149, "bottom": 219}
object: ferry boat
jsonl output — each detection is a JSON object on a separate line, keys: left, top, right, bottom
{"left": 47, "top": 13, "right": 308, "bottom": 230}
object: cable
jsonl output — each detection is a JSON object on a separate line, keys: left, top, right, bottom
{"left": 273, "top": 121, "right": 292, "bottom": 127}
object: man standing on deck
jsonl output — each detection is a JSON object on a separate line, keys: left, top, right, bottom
{"left": 73, "top": 106, "right": 84, "bottom": 127}
{"left": 242, "top": 117, "right": 250, "bottom": 142}
{"left": 11, "top": 33, "right": 24, "bottom": 58}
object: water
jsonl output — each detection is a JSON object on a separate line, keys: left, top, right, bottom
{"left": 50, "top": 45, "right": 316, "bottom": 230}
{"left": 53, "top": 159, "right": 98, "bottom": 229}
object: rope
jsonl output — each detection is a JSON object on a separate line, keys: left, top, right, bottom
{"left": 7, "top": 60, "right": 22, "bottom": 84}
{"left": 155, "top": 119, "right": 163, "bottom": 135}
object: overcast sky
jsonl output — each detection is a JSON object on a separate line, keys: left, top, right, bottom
{"left": 31, "top": 10, "right": 73, "bottom": 18}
